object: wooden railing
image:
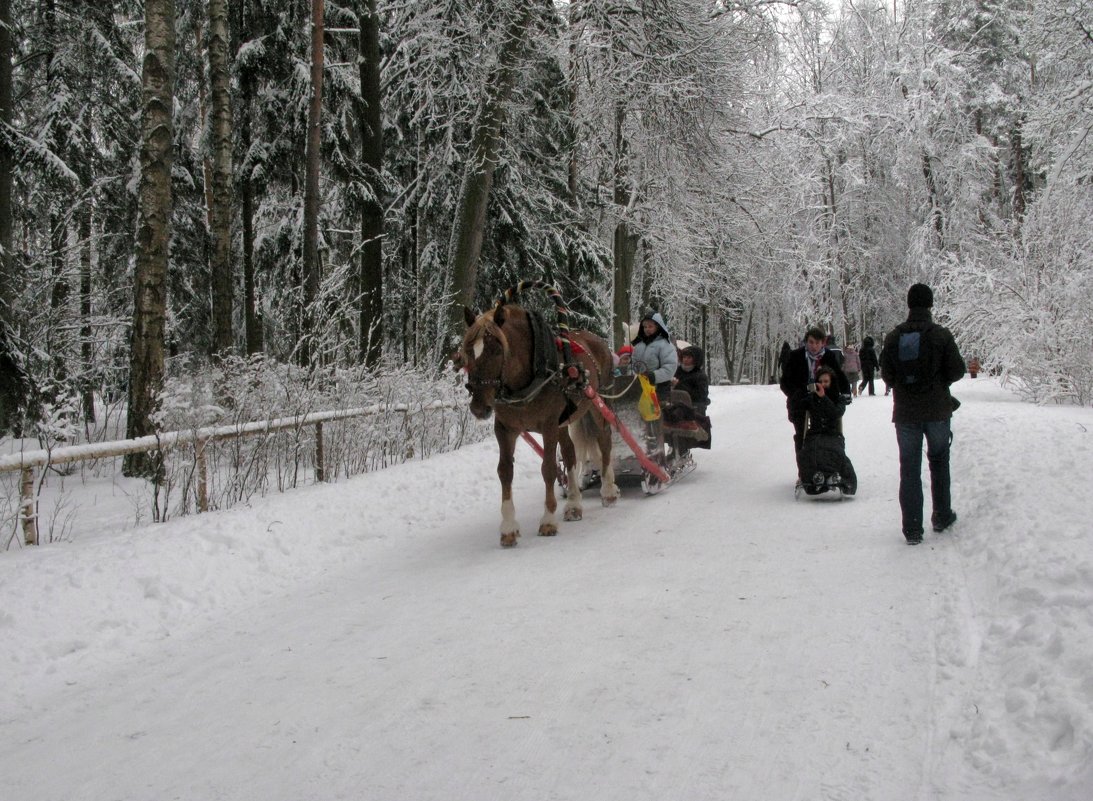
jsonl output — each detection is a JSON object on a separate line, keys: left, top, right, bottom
{"left": 0, "top": 401, "right": 465, "bottom": 546}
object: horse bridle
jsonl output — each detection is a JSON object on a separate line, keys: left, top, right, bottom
{"left": 463, "top": 328, "right": 508, "bottom": 394}
{"left": 464, "top": 324, "right": 554, "bottom": 406}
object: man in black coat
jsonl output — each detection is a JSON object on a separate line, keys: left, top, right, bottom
{"left": 779, "top": 326, "right": 851, "bottom": 455}
{"left": 880, "top": 283, "right": 966, "bottom": 545}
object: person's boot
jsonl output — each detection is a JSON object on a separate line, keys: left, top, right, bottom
{"left": 932, "top": 510, "right": 958, "bottom": 533}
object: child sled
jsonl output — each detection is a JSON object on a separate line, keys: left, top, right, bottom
{"left": 795, "top": 411, "right": 857, "bottom": 501}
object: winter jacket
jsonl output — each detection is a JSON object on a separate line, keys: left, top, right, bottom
{"left": 859, "top": 340, "right": 879, "bottom": 376}
{"left": 806, "top": 386, "right": 845, "bottom": 436}
{"left": 631, "top": 313, "right": 679, "bottom": 385}
{"left": 880, "top": 309, "right": 966, "bottom": 423}
{"left": 674, "top": 346, "right": 710, "bottom": 411}
{"left": 779, "top": 346, "right": 851, "bottom": 418}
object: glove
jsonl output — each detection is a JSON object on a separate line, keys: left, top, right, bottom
{"left": 644, "top": 371, "right": 657, "bottom": 384}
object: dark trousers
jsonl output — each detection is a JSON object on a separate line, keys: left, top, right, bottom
{"left": 859, "top": 370, "right": 875, "bottom": 396}
{"left": 895, "top": 420, "right": 953, "bottom": 536}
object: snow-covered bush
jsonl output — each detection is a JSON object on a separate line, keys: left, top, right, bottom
{"left": 945, "top": 184, "right": 1093, "bottom": 406}
{"left": 147, "top": 356, "right": 488, "bottom": 520}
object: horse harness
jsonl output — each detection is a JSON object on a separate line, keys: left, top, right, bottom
{"left": 466, "top": 309, "right": 587, "bottom": 421}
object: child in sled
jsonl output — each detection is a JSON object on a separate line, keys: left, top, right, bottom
{"left": 796, "top": 366, "right": 857, "bottom": 496}
{"left": 663, "top": 345, "right": 712, "bottom": 458}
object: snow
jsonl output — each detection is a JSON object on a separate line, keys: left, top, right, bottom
{"left": 1, "top": 377, "right": 1091, "bottom": 800}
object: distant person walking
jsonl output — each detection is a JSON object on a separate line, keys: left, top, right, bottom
{"left": 843, "top": 345, "right": 861, "bottom": 397}
{"left": 880, "top": 284, "right": 966, "bottom": 545}
{"left": 778, "top": 340, "right": 792, "bottom": 382}
{"left": 858, "top": 336, "right": 879, "bottom": 396}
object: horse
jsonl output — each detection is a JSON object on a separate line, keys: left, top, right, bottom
{"left": 460, "top": 300, "right": 618, "bottom": 547}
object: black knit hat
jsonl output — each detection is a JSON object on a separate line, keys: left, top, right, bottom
{"left": 907, "top": 283, "right": 934, "bottom": 309}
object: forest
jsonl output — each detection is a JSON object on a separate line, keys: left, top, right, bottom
{"left": 0, "top": 0, "right": 1091, "bottom": 467}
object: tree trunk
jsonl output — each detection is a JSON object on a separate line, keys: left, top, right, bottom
{"left": 236, "top": 0, "right": 261, "bottom": 355}
{"left": 921, "top": 151, "right": 944, "bottom": 244}
{"left": 45, "top": 0, "right": 70, "bottom": 389}
{"left": 446, "top": 1, "right": 531, "bottom": 336}
{"left": 736, "top": 303, "right": 754, "bottom": 384}
{"left": 208, "top": 0, "right": 234, "bottom": 354}
{"left": 0, "top": 0, "right": 12, "bottom": 316}
{"left": 611, "top": 103, "right": 636, "bottom": 349}
{"left": 1011, "top": 120, "right": 1027, "bottom": 221}
{"left": 0, "top": 0, "right": 21, "bottom": 434}
{"left": 241, "top": 140, "right": 260, "bottom": 354}
{"left": 563, "top": 27, "right": 580, "bottom": 301}
{"left": 300, "top": 0, "right": 324, "bottom": 367}
{"left": 80, "top": 206, "right": 94, "bottom": 423}
{"left": 718, "top": 314, "right": 733, "bottom": 385}
{"left": 358, "top": 0, "right": 383, "bottom": 366}
{"left": 48, "top": 213, "right": 69, "bottom": 384}
{"left": 125, "top": 0, "right": 175, "bottom": 477}
{"left": 612, "top": 224, "right": 636, "bottom": 348}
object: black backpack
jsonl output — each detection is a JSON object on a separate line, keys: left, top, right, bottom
{"left": 893, "top": 324, "right": 936, "bottom": 392}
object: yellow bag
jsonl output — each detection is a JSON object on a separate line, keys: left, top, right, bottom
{"left": 637, "top": 373, "right": 661, "bottom": 421}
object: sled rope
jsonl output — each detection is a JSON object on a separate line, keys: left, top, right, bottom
{"left": 595, "top": 372, "right": 640, "bottom": 401}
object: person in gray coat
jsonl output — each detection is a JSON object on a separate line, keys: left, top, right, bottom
{"left": 631, "top": 311, "right": 678, "bottom": 401}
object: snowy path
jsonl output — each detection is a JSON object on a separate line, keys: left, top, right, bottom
{"left": 1, "top": 380, "right": 1091, "bottom": 800}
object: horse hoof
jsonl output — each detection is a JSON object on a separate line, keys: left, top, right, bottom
{"left": 538, "top": 523, "right": 558, "bottom": 536}
{"left": 563, "top": 507, "right": 583, "bottom": 522}
{"left": 601, "top": 494, "right": 618, "bottom": 507}
{"left": 500, "top": 531, "right": 520, "bottom": 547}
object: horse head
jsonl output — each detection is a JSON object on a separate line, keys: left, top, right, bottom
{"left": 461, "top": 304, "right": 511, "bottom": 420}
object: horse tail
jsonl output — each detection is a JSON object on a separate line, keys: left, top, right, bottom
{"left": 501, "top": 279, "right": 573, "bottom": 346}
{"left": 570, "top": 411, "right": 602, "bottom": 470}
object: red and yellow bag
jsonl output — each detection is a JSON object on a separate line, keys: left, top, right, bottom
{"left": 637, "top": 373, "right": 661, "bottom": 422}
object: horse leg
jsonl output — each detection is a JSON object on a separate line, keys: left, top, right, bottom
{"left": 596, "top": 413, "right": 620, "bottom": 506}
{"left": 559, "top": 427, "right": 583, "bottom": 521}
{"left": 538, "top": 426, "right": 561, "bottom": 536}
{"left": 495, "top": 424, "right": 520, "bottom": 547}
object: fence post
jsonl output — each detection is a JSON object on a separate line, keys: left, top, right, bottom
{"left": 20, "top": 466, "right": 38, "bottom": 546}
{"left": 315, "top": 421, "right": 325, "bottom": 482}
{"left": 196, "top": 438, "right": 209, "bottom": 512}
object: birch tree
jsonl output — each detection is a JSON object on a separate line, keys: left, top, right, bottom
{"left": 125, "top": 0, "right": 175, "bottom": 476}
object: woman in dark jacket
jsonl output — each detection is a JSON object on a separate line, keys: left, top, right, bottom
{"left": 858, "top": 336, "right": 879, "bottom": 396}
{"left": 798, "top": 366, "right": 857, "bottom": 494}
{"left": 806, "top": 367, "right": 846, "bottom": 435}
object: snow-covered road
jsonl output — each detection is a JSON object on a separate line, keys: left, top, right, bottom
{"left": 2, "top": 379, "right": 1090, "bottom": 800}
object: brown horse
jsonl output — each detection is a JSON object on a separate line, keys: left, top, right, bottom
{"left": 461, "top": 302, "right": 618, "bottom": 546}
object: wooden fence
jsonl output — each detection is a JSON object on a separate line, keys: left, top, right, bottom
{"left": 0, "top": 401, "right": 464, "bottom": 546}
